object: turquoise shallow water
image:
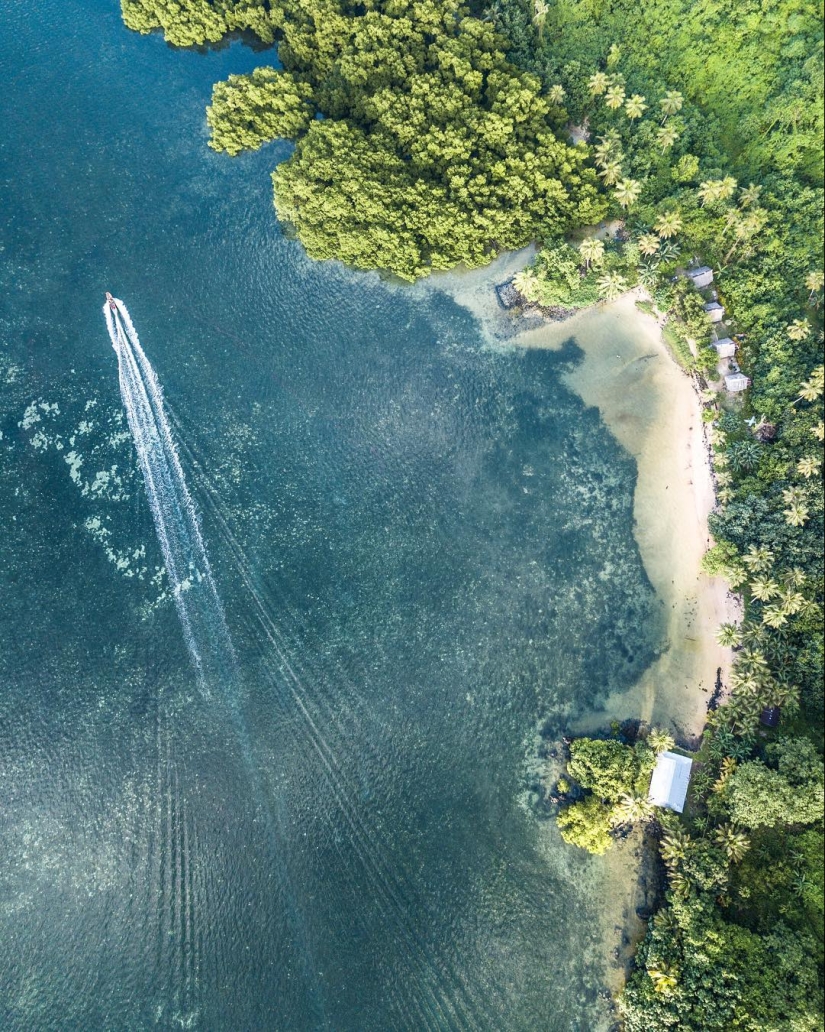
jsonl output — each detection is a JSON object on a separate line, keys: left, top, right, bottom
{"left": 0, "top": 3, "right": 658, "bottom": 1028}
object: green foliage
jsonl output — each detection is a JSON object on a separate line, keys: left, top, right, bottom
{"left": 556, "top": 737, "right": 657, "bottom": 853}
{"left": 700, "top": 539, "right": 745, "bottom": 585}
{"left": 207, "top": 68, "right": 315, "bottom": 154}
{"left": 621, "top": 907, "right": 823, "bottom": 1032}
{"left": 567, "top": 737, "right": 654, "bottom": 800}
{"left": 726, "top": 738, "right": 825, "bottom": 828}
{"left": 556, "top": 795, "right": 614, "bottom": 854}
{"left": 121, "top": 0, "right": 277, "bottom": 47}
{"left": 127, "top": 0, "right": 606, "bottom": 279}
{"left": 516, "top": 237, "right": 639, "bottom": 308}
{"left": 514, "top": 241, "right": 601, "bottom": 308}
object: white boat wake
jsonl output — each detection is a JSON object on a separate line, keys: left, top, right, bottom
{"left": 103, "top": 295, "right": 236, "bottom": 694}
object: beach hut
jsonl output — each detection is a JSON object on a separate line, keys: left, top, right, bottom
{"left": 704, "top": 301, "right": 725, "bottom": 323}
{"left": 687, "top": 266, "right": 714, "bottom": 288}
{"left": 648, "top": 751, "right": 693, "bottom": 813}
{"left": 725, "top": 372, "right": 750, "bottom": 393}
{"left": 712, "top": 338, "right": 736, "bottom": 359}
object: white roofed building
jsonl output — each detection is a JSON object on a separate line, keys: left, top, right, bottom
{"left": 648, "top": 751, "right": 693, "bottom": 813}
{"left": 704, "top": 301, "right": 725, "bottom": 323}
{"left": 712, "top": 338, "right": 736, "bottom": 358}
{"left": 687, "top": 266, "right": 714, "bottom": 288}
{"left": 725, "top": 372, "right": 750, "bottom": 393}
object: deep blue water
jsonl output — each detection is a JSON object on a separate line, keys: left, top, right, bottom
{"left": 0, "top": 3, "right": 657, "bottom": 1029}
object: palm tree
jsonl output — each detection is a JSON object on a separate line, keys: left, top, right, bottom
{"left": 739, "top": 182, "right": 762, "bottom": 207}
{"left": 637, "top": 262, "right": 660, "bottom": 290}
{"left": 648, "top": 963, "right": 679, "bottom": 994}
{"left": 612, "top": 793, "right": 655, "bottom": 826}
{"left": 614, "top": 178, "right": 641, "bottom": 208}
{"left": 659, "top": 90, "right": 684, "bottom": 120}
{"left": 784, "top": 502, "right": 810, "bottom": 528}
{"left": 767, "top": 682, "right": 800, "bottom": 712}
{"left": 798, "top": 367, "right": 824, "bottom": 402}
{"left": 625, "top": 94, "right": 647, "bottom": 119}
{"left": 783, "top": 567, "right": 807, "bottom": 588}
{"left": 787, "top": 318, "right": 811, "bottom": 341}
{"left": 797, "top": 455, "right": 821, "bottom": 478}
{"left": 812, "top": 420, "right": 825, "bottom": 441}
{"left": 660, "top": 828, "right": 691, "bottom": 867}
{"left": 598, "top": 160, "right": 623, "bottom": 185}
{"left": 742, "top": 544, "right": 774, "bottom": 572}
{"left": 738, "top": 648, "right": 769, "bottom": 674}
{"left": 659, "top": 240, "right": 681, "bottom": 263}
{"left": 727, "top": 440, "right": 760, "bottom": 471}
{"left": 806, "top": 269, "right": 824, "bottom": 305}
{"left": 638, "top": 233, "right": 660, "bottom": 256}
{"left": 779, "top": 588, "right": 805, "bottom": 616}
{"left": 513, "top": 269, "right": 540, "bottom": 302}
{"left": 655, "top": 124, "right": 679, "bottom": 151}
{"left": 593, "top": 131, "right": 622, "bottom": 166}
{"left": 713, "top": 756, "right": 737, "bottom": 792}
{"left": 762, "top": 603, "right": 789, "bottom": 628}
{"left": 750, "top": 577, "right": 779, "bottom": 601}
{"left": 648, "top": 728, "right": 675, "bottom": 753}
{"left": 597, "top": 272, "right": 628, "bottom": 300}
{"left": 532, "top": 0, "right": 549, "bottom": 38}
{"left": 698, "top": 177, "right": 737, "bottom": 206}
{"left": 605, "top": 83, "right": 626, "bottom": 110}
{"left": 588, "top": 71, "right": 610, "bottom": 96}
{"left": 717, "top": 486, "right": 734, "bottom": 506}
{"left": 654, "top": 211, "right": 682, "bottom": 238}
{"left": 714, "top": 825, "right": 750, "bottom": 863}
{"left": 716, "top": 623, "right": 741, "bottom": 647}
{"left": 547, "top": 83, "right": 566, "bottom": 105}
{"left": 606, "top": 43, "right": 621, "bottom": 69}
{"left": 579, "top": 237, "right": 605, "bottom": 270}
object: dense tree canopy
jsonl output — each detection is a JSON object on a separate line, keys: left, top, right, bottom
{"left": 124, "top": 0, "right": 606, "bottom": 279}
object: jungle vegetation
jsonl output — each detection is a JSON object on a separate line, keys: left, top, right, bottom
{"left": 123, "top": 0, "right": 605, "bottom": 280}
{"left": 517, "top": 4, "right": 823, "bottom": 1027}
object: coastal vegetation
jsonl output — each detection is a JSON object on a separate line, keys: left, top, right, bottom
{"left": 125, "top": 0, "right": 605, "bottom": 280}
{"left": 119, "top": 0, "right": 823, "bottom": 1027}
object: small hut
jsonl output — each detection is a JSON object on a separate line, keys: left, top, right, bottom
{"left": 704, "top": 301, "right": 725, "bottom": 323}
{"left": 712, "top": 338, "right": 736, "bottom": 358}
{"left": 687, "top": 266, "right": 714, "bottom": 288}
{"left": 725, "top": 372, "right": 750, "bottom": 393}
{"left": 648, "top": 751, "right": 693, "bottom": 813}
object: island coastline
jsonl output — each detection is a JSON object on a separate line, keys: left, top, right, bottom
{"left": 431, "top": 254, "right": 740, "bottom": 1011}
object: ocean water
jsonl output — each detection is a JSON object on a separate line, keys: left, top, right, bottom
{"left": 0, "top": 2, "right": 658, "bottom": 1029}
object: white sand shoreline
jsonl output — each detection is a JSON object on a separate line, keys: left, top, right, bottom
{"left": 429, "top": 256, "right": 741, "bottom": 1006}
{"left": 525, "top": 294, "right": 739, "bottom": 744}
{"left": 427, "top": 253, "right": 739, "bottom": 743}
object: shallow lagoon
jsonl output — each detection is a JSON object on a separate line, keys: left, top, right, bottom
{"left": 1, "top": 3, "right": 662, "bottom": 1028}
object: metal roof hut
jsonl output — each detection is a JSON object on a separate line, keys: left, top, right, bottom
{"left": 725, "top": 372, "right": 750, "bottom": 393}
{"left": 704, "top": 301, "right": 725, "bottom": 323}
{"left": 648, "top": 751, "right": 693, "bottom": 813}
{"left": 687, "top": 266, "right": 714, "bottom": 288}
{"left": 712, "top": 337, "right": 737, "bottom": 358}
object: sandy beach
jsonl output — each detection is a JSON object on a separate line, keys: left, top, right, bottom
{"left": 519, "top": 294, "right": 739, "bottom": 744}
{"left": 429, "top": 254, "right": 741, "bottom": 1000}
{"left": 429, "top": 253, "right": 739, "bottom": 744}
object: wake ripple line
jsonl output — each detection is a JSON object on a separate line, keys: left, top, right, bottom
{"left": 168, "top": 411, "right": 487, "bottom": 1031}
{"left": 104, "top": 298, "right": 328, "bottom": 1028}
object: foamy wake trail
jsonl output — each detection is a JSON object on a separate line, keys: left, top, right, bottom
{"left": 103, "top": 297, "right": 235, "bottom": 694}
